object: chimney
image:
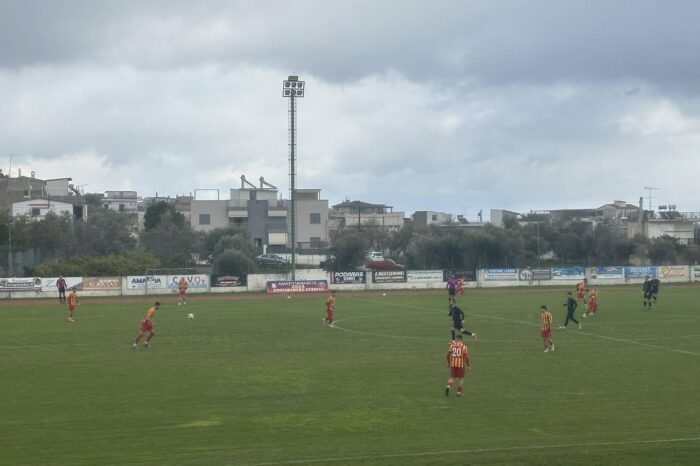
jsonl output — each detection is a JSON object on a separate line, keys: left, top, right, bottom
{"left": 638, "top": 196, "right": 644, "bottom": 234}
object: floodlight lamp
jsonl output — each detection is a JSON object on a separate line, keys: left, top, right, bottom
{"left": 284, "top": 89, "right": 291, "bottom": 96}
{"left": 284, "top": 81, "right": 291, "bottom": 88}
{"left": 296, "top": 90, "right": 304, "bottom": 96}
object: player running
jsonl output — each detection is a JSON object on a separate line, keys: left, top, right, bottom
{"left": 177, "top": 277, "right": 188, "bottom": 305}
{"left": 448, "top": 302, "right": 477, "bottom": 341}
{"left": 133, "top": 302, "right": 160, "bottom": 349}
{"left": 559, "top": 292, "right": 581, "bottom": 329}
{"left": 66, "top": 287, "right": 78, "bottom": 322}
{"left": 650, "top": 277, "right": 660, "bottom": 305}
{"left": 323, "top": 292, "right": 336, "bottom": 327}
{"left": 540, "top": 305, "right": 554, "bottom": 352}
{"left": 583, "top": 287, "right": 599, "bottom": 317}
{"left": 445, "top": 334, "right": 471, "bottom": 398}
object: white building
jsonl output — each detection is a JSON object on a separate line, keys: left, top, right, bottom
{"left": 11, "top": 199, "right": 77, "bottom": 220}
{"left": 103, "top": 191, "right": 138, "bottom": 213}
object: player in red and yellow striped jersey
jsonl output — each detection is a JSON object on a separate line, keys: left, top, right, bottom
{"left": 323, "top": 292, "right": 336, "bottom": 327}
{"left": 540, "top": 305, "right": 554, "bottom": 352}
{"left": 178, "top": 277, "right": 188, "bottom": 306}
{"left": 584, "top": 288, "right": 599, "bottom": 317}
{"left": 445, "top": 335, "right": 471, "bottom": 398}
{"left": 66, "top": 287, "right": 79, "bottom": 322}
{"left": 133, "top": 302, "right": 160, "bottom": 349}
{"left": 576, "top": 279, "right": 587, "bottom": 302}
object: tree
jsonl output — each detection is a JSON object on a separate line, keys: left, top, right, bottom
{"left": 213, "top": 250, "right": 256, "bottom": 275}
{"left": 329, "top": 229, "right": 368, "bottom": 270}
{"left": 140, "top": 215, "right": 195, "bottom": 267}
{"left": 144, "top": 201, "right": 185, "bottom": 231}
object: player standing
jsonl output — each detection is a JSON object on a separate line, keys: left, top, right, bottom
{"left": 56, "top": 276, "right": 67, "bottom": 304}
{"left": 446, "top": 276, "right": 458, "bottom": 302}
{"left": 133, "top": 302, "right": 160, "bottom": 349}
{"left": 583, "top": 287, "right": 599, "bottom": 317}
{"left": 642, "top": 276, "right": 653, "bottom": 310}
{"left": 323, "top": 292, "right": 336, "bottom": 327}
{"left": 445, "top": 334, "right": 471, "bottom": 398}
{"left": 576, "top": 278, "right": 588, "bottom": 303}
{"left": 66, "top": 287, "right": 78, "bottom": 322}
{"left": 540, "top": 305, "right": 554, "bottom": 352}
{"left": 448, "top": 302, "right": 477, "bottom": 341}
{"left": 456, "top": 278, "right": 465, "bottom": 296}
{"left": 650, "top": 277, "right": 660, "bottom": 305}
{"left": 559, "top": 292, "right": 581, "bottom": 329}
{"left": 177, "top": 277, "right": 188, "bottom": 305}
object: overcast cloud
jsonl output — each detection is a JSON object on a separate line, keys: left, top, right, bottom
{"left": 1, "top": 0, "right": 699, "bottom": 217}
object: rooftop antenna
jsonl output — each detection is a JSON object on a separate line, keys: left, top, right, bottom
{"left": 643, "top": 186, "right": 659, "bottom": 211}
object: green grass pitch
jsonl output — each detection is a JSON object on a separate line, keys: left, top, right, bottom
{"left": 1, "top": 285, "right": 699, "bottom": 465}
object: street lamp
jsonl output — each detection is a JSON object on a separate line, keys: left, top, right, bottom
{"left": 282, "top": 76, "right": 305, "bottom": 281}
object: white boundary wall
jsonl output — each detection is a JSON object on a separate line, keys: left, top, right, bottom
{"left": 1, "top": 266, "right": 699, "bottom": 299}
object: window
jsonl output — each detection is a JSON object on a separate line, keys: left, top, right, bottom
{"left": 432, "top": 214, "right": 438, "bottom": 221}
{"left": 310, "top": 213, "right": 321, "bottom": 224}
{"left": 199, "top": 214, "right": 210, "bottom": 225}
{"left": 229, "top": 217, "right": 247, "bottom": 226}
{"left": 119, "top": 204, "right": 125, "bottom": 213}
{"left": 310, "top": 237, "right": 321, "bottom": 248}
{"left": 31, "top": 208, "right": 41, "bottom": 217}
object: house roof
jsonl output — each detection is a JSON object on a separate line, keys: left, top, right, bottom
{"left": 332, "top": 200, "right": 391, "bottom": 209}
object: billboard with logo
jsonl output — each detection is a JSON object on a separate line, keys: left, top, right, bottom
{"left": 588, "top": 266, "right": 624, "bottom": 279}
{"left": 551, "top": 267, "right": 586, "bottom": 280}
{"left": 41, "top": 277, "right": 83, "bottom": 292}
{"left": 168, "top": 275, "right": 209, "bottom": 290}
{"left": 0, "top": 277, "right": 42, "bottom": 292}
{"left": 372, "top": 270, "right": 408, "bottom": 283}
{"left": 83, "top": 277, "right": 122, "bottom": 291}
{"left": 330, "top": 271, "right": 367, "bottom": 284}
{"left": 483, "top": 269, "right": 518, "bottom": 281}
{"left": 407, "top": 270, "right": 444, "bottom": 283}
{"left": 266, "top": 280, "right": 329, "bottom": 293}
{"left": 212, "top": 275, "right": 246, "bottom": 287}
{"left": 625, "top": 266, "right": 657, "bottom": 279}
{"left": 518, "top": 268, "right": 552, "bottom": 281}
{"left": 659, "top": 266, "right": 686, "bottom": 279}
{"left": 127, "top": 275, "right": 168, "bottom": 290}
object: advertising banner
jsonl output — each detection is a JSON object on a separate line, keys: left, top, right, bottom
{"left": 0, "top": 277, "right": 42, "bottom": 292}
{"left": 518, "top": 268, "right": 552, "bottom": 281}
{"left": 659, "top": 265, "right": 686, "bottom": 278}
{"left": 167, "top": 275, "right": 209, "bottom": 290}
{"left": 266, "top": 280, "right": 329, "bottom": 293}
{"left": 625, "top": 266, "right": 657, "bottom": 279}
{"left": 407, "top": 270, "right": 444, "bottom": 283}
{"left": 695, "top": 265, "right": 700, "bottom": 279}
{"left": 128, "top": 275, "right": 168, "bottom": 290}
{"left": 330, "top": 271, "right": 366, "bottom": 284}
{"left": 443, "top": 270, "right": 477, "bottom": 282}
{"left": 372, "top": 270, "right": 408, "bottom": 283}
{"left": 83, "top": 277, "right": 122, "bottom": 291}
{"left": 212, "top": 275, "right": 246, "bottom": 287}
{"left": 41, "top": 277, "right": 83, "bottom": 292}
{"left": 483, "top": 269, "right": 518, "bottom": 281}
{"left": 551, "top": 267, "right": 586, "bottom": 280}
{"left": 588, "top": 266, "right": 624, "bottom": 279}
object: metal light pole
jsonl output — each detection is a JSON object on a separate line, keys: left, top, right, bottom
{"left": 283, "top": 76, "right": 305, "bottom": 281}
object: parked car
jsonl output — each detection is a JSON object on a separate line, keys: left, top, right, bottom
{"left": 366, "top": 259, "right": 405, "bottom": 270}
{"left": 366, "top": 251, "right": 384, "bottom": 261}
{"left": 255, "top": 254, "right": 290, "bottom": 265}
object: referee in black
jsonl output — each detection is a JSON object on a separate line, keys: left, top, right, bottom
{"left": 560, "top": 291, "right": 581, "bottom": 329}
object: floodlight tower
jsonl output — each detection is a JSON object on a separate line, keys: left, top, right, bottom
{"left": 283, "top": 75, "right": 305, "bottom": 280}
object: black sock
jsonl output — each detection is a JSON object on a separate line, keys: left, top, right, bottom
{"left": 451, "top": 330, "right": 456, "bottom": 339}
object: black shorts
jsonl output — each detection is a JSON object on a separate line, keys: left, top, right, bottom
{"left": 644, "top": 291, "right": 652, "bottom": 300}
{"left": 448, "top": 288, "right": 456, "bottom": 297}
{"left": 452, "top": 321, "right": 463, "bottom": 330}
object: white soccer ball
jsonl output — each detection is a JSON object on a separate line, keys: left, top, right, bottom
{"left": 382, "top": 293, "right": 387, "bottom": 296}
{"left": 187, "top": 313, "right": 194, "bottom": 319}
{"left": 287, "top": 296, "right": 291, "bottom": 299}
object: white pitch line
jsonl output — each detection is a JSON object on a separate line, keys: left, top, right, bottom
{"left": 468, "top": 312, "right": 700, "bottom": 357}
{"left": 337, "top": 298, "right": 700, "bottom": 352}
{"left": 244, "top": 435, "right": 700, "bottom": 466}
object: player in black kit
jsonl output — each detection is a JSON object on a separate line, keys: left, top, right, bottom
{"left": 448, "top": 301, "right": 478, "bottom": 341}
{"left": 642, "top": 276, "right": 658, "bottom": 310}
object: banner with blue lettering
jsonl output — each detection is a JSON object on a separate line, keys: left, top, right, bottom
{"left": 625, "top": 266, "right": 657, "bottom": 279}
{"left": 551, "top": 267, "right": 585, "bottom": 280}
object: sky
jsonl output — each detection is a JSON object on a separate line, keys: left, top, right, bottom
{"left": 1, "top": 0, "right": 699, "bottom": 220}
